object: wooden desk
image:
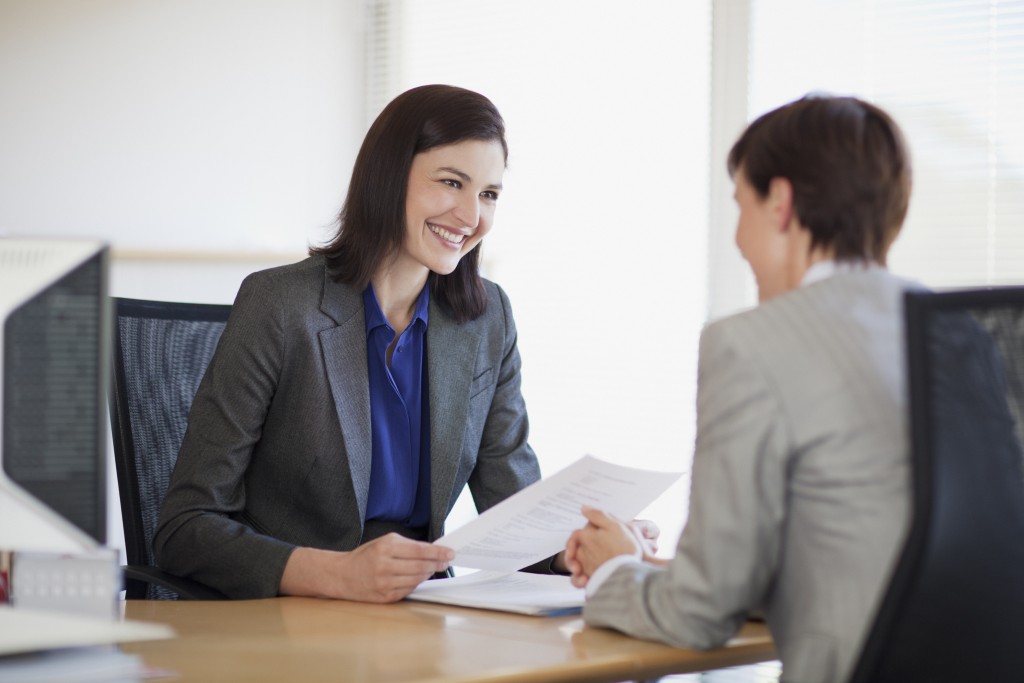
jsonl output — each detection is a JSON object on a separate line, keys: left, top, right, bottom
{"left": 122, "top": 598, "right": 774, "bottom": 683}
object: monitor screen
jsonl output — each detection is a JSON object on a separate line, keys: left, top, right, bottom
{"left": 0, "top": 239, "right": 109, "bottom": 546}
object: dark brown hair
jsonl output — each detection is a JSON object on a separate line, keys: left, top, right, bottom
{"left": 311, "top": 84, "right": 508, "bottom": 322}
{"left": 727, "top": 94, "right": 911, "bottom": 263}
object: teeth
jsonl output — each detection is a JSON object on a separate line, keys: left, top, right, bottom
{"left": 428, "top": 223, "right": 465, "bottom": 244}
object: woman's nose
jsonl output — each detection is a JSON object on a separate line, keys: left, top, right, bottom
{"left": 454, "top": 195, "right": 481, "bottom": 228}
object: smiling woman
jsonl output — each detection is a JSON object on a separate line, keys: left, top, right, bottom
{"left": 312, "top": 85, "right": 511, "bottom": 324}
{"left": 400, "top": 140, "right": 505, "bottom": 281}
{"left": 152, "top": 84, "right": 562, "bottom": 603}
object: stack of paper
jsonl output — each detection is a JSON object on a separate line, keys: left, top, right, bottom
{"left": 0, "top": 606, "right": 174, "bottom": 682}
{"left": 0, "top": 647, "right": 149, "bottom": 683}
{"left": 408, "top": 570, "right": 583, "bottom": 616}
{"left": 0, "top": 605, "right": 173, "bottom": 656}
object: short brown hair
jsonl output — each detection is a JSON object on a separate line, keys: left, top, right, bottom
{"left": 727, "top": 94, "right": 911, "bottom": 263}
{"left": 312, "top": 84, "right": 508, "bottom": 322}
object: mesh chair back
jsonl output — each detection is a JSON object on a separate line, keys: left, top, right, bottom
{"left": 849, "top": 287, "right": 1024, "bottom": 682}
{"left": 109, "top": 298, "right": 231, "bottom": 599}
{"left": 973, "top": 303, "right": 1024, "bottom": 473}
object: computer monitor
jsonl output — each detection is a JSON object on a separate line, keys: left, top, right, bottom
{"left": 0, "top": 238, "right": 110, "bottom": 548}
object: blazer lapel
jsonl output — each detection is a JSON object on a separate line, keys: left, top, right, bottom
{"left": 318, "top": 273, "right": 373, "bottom": 525}
{"left": 427, "top": 301, "right": 482, "bottom": 539}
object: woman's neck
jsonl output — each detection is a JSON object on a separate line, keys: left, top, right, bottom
{"left": 370, "top": 263, "right": 429, "bottom": 333}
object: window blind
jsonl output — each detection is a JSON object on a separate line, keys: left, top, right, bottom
{"left": 748, "top": 0, "right": 1024, "bottom": 288}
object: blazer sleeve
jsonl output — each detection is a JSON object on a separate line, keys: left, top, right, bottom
{"left": 583, "top": 319, "right": 791, "bottom": 647}
{"left": 467, "top": 284, "right": 542, "bottom": 510}
{"left": 467, "top": 285, "right": 562, "bottom": 574}
{"left": 466, "top": 282, "right": 544, "bottom": 507}
{"left": 153, "top": 273, "right": 298, "bottom": 599}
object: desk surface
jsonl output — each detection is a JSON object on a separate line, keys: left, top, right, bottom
{"left": 122, "top": 597, "right": 774, "bottom": 683}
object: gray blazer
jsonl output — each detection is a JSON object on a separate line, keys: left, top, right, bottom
{"left": 584, "top": 267, "right": 916, "bottom": 683}
{"left": 153, "top": 256, "right": 541, "bottom": 598}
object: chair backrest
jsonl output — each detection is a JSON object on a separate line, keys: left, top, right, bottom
{"left": 109, "top": 297, "right": 231, "bottom": 599}
{"left": 849, "top": 286, "right": 1024, "bottom": 682}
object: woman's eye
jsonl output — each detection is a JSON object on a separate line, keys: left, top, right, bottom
{"left": 442, "top": 178, "right": 462, "bottom": 189}
{"left": 481, "top": 190, "right": 499, "bottom": 201}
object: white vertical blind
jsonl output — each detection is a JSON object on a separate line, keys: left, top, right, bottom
{"left": 369, "top": 0, "right": 712, "bottom": 546}
{"left": 745, "top": 0, "right": 1024, "bottom": 289}
{"left": 363, "top": 0, "right": 400, "bottom": 127}
{"left": 707, "top": 0, "right": 757, "bottom": 320}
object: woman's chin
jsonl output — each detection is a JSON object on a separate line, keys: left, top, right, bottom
{"left": 428, "top": 260, "right": 461, "bottom": 277}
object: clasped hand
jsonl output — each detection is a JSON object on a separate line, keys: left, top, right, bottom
{"left": 565, "top": 506, "right": 661, "bottom": 588}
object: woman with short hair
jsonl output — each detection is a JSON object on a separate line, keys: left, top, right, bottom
{"left": 566, "top": 94, "right": 916, "bottom": 683}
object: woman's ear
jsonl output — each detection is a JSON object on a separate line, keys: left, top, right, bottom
{"left": 766, "top": 177, "right": 795, "bottom": 232}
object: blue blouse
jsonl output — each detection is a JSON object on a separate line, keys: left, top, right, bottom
{"left": 362, "top": 283, "right": 431, "bottom": 527}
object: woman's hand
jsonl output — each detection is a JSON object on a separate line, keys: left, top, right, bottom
{"left": 564, "top": 510, "right": 663, "bottom": 587}
{"left": 281, "top": 533, "right": 454, "bottom": 603}
{"left": 627, "top": 518, "right": 661, "bottom": 560}
{"left": 565, "top": 506, "right": 644, "bottom": 588}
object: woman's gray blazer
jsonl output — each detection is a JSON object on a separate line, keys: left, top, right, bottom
{"left": 583, "top": 267, "right": 916, "bottom": 683}
{"left": 153, "top": 255, "right": 541, "bottom": 598}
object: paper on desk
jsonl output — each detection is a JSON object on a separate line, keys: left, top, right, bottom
{"left": 407, "top": 570, "right": 584, "bottom": 616}
{"left": 437, "top": 455, "right": 682, "bottom": 571}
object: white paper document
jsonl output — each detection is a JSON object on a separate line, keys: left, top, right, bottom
{"left": 436, "top": 455, "right": 682, "bottom": 571}
{"left": 407, "top": 570, "right": 584, "bottom": 616}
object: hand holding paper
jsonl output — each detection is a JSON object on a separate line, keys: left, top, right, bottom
{"left": 435, "top": 455, "right": 682, "bottom": 571}
{"left": 408, "top": 456, "right": 680, "bottom": 616}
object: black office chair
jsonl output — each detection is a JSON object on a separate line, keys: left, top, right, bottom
{"left": 848, "top": 286, "right": 1024, "bottom": 682}
{"left": 109, "top": 297, "right": 231, "bottom": 600}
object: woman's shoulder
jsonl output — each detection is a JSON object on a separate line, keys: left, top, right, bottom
{"left": 479, "top": 277, "right": 514, "bottom": 319}
{"left": 232, "top": 255, "right": 331, "bottom": 316}
{"left": 480, "top": 276, "right": 506, "bottom": 300}
{"left": 241, "top": 254, "right": 326, "bottom": 289}
{"left": 429, "top": 277, "right": 513, "bottom": 332}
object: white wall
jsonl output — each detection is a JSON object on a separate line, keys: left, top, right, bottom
{"left": 1, "top": 0, "right": 368, "bottom": 301}
{"left": 0, "top": 0, "right": 364, "bottom": 256}
{"left": 0, "top": 0, "right": 368, "bottom": 556}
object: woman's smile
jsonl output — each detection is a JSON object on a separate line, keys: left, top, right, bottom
{"left": 427, "top": 222, "right": 468, "bottom": 247}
